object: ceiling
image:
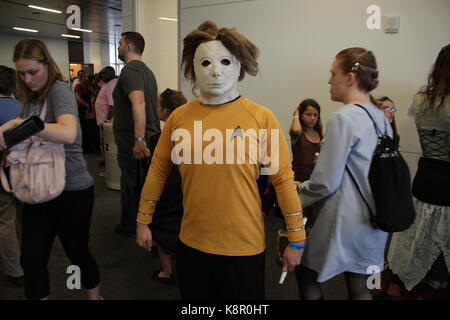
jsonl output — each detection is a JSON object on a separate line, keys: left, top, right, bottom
{"left": 0, "top": 0, "right": 122, "bottom": 43}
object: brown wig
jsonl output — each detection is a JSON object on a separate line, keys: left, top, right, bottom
{"left": 13, "top": 39, "right": 63, "bottom": 106}
{"left": 297, "top": 98, "right": 323, "bottom": 135}
{"left": 159, "top": 88, "right": 187, "bottom": 113}
{"left": 336, "top": 47, "right": 380, "bottom": 106}
{"left": 420, "top": 44, "right": 450, "bottom": 113}
{"left": 182, "top": 20, "right": 259, "bottom": 83}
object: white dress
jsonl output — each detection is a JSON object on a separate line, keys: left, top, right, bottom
{"left": 387, "top": 94, "right": 450, "bottom": 290}
{"left": 299, "top": 103, "right": 391, "bottom": 282}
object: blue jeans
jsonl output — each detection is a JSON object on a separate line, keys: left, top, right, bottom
{"left": 117, "top": 148, "right": 150, "bottom": 233}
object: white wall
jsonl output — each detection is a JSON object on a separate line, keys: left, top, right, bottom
{"left": 179, "top": 0, "right": 450, "bottom": 176}
{"left": 89, "top": 42, "right": 103, "bottom": 73}
{"left": 82, "top": 40, "right": 112, "bottom": 73}
{"left": 122, "top": 0, "right": 137, "bottom": 33}
{"left": 0, "top": 34, "right": 70, "bottom": 82}
{"left": 135, "top": 0, "right": 179, "bottom": 92}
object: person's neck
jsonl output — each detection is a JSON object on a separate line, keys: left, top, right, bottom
{"left": 125, "top": 54, "right": 142, "bottom": 64}
{"left": 343, "top": 90, "right": 371, "bottom": 106}
{"left": 199, "top": 92, "right": 240, "bottom": 106}
{"left": 303, "top": 126, "right": 315, "bottom": 134}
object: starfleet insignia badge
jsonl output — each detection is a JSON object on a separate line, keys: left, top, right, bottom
{"left": 231, "top": 125, "right": 243, "bottom": 140}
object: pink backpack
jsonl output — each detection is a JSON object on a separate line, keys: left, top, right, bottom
{"left": 0, "top": 101, "right": 66, "bottom": 204}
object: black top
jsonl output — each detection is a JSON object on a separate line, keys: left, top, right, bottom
{"left": 147, "top": 133, "right": 183, "bottom": 253}
{"left": 412, "top": 157, "right": 450, "bottom": 206}
{"left": 291, "top": 131, "right": 322, "bottom": 182}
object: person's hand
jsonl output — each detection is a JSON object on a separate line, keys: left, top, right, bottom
{"left": 0, "top": 132, "right": 6, "bottom": 150}
{"left": 282, "top": 241, "right": 304, "bottom": 272}
{"left": 136, "top": 223, "right": 153, "bottom": 251}
{"left": 296, "top": 181, "right": 305, "bottom": 194}
{"left": 0, "top": 118, "right": 24, "bottom": 150}
{"left": 132, "top": 140, "right": 150, "bottom": 159}
{"left": 293, "top": 109, "right": 299, "bottom": 117}
{"left": 0, "top": 118, "right": 24, "bottom": 133}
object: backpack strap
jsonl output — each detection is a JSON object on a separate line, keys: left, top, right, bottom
{"left": 354, "top": 104, "right": 385, "bottom": 137}
{"left": 39, "top": 100, "right": 48, "bottom": 121}
{"left": 345, "top": 165, "right": 377, "bottom": 224}
{"left": 0, "top": 158, "right": 12, "bottom": 193}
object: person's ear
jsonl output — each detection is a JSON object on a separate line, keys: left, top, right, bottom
{"left": 164, "top": 109, "right": 171, "bottom": 120}
{"left": 346, "top": 72, "right": 356, "bottom": 87}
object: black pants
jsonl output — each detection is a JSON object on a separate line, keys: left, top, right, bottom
{"left": 117, "top": 148, "right": 150, "bottom": 233}
{"left": 20, "top": 186, "right": 99, "bottom": 299}
{"left": 176, "top": 241, "right": 265, "bottom": 300}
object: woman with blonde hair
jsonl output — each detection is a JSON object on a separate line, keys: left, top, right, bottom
{"left": 0, "top": 39, "right": 101, "bottom": 300}
{"left": 297, "top": 48, "right": 391, "bottom": 300}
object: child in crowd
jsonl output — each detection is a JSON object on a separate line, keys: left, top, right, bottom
{"left": 149, "top": 88, "right": 186, "bottom": 285}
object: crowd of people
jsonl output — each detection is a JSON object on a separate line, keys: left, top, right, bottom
{"left": 0, "top": 20, "right": 448, "bottom": 300}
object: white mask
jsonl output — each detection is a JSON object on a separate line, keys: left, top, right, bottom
{"left": 193, "top": 40, "right": 241, "bottom": 105}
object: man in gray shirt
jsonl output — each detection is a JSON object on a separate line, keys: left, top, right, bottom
{"left": 113, "top": 31, "right": 160, "bottom": 235}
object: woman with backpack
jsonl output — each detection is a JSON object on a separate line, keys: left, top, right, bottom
{"left": 296, "top": 48, "right": 392, "bottom": 300}
{"left": 0, "top": 39, "right": 101, "bottom": 300}
{"left": 384, "top": 44, "right": 450, "bottom": 299}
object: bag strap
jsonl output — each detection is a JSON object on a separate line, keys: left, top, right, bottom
{"left": 0, "top": 160, "right": 12, "bottom": 193}
{"left": 354, "top": 104, "right": 386, "bottom": 137}
{"left": 39, "top": 100, "right": 48, "bottom": 121}
{"left": 345, "top": 165, "right": 376, "bottom": 223}
{"left": 347, "top": 104, "right": 381, "bottom": 224}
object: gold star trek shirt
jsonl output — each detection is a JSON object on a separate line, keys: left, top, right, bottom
{"left": 138, "top": 97, "right": 305, "bottom": 256}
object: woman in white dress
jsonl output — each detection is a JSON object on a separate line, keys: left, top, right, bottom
{"left": 386, "top": 44, "right": 450, "bottom": 299}
{"left": 296, "top": 48, "right": 392, "bottom": 300}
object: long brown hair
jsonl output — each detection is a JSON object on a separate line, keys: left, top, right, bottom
{"left": 420, "top": 44, "right": 450, "bottom": 112}
{"left": 182, "top": 20, "right": 259, "bottom": 83}
{"left": 297, "top": 98, "right": 323, "bottom": 135}
{"left": 13, "top": 39, "right": 63, "bottom": 106}
{"left": 336, "top": 47, "right": 380, "bottom": 107}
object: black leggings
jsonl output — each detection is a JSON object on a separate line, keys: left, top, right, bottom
{"left": 295, "top": 264, "right": 372, "bottom": 300}
{"left": 20, "top": 186, "right": 100, "bottom": 299}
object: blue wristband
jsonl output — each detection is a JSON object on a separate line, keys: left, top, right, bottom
{"left": 288, "top": 242, "right": 305, "bottom": 251}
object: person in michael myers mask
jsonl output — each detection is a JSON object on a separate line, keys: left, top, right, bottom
{"left": 136, "top": 20, "right": 305, "bottom": 299}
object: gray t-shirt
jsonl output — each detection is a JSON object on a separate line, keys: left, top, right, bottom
{"left": 112, "top": 60, "right": 160, "bottom": 149}
{"left": 20, "top": 81, "right": 93, "bottom": 191}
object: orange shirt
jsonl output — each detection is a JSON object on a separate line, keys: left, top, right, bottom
{"left": 138, "top": 97, "right": 305, "bottom": 256}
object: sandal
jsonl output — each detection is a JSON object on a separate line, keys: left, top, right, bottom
{"left": 152, "top": 270, "right": 176, "bottom": 286}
